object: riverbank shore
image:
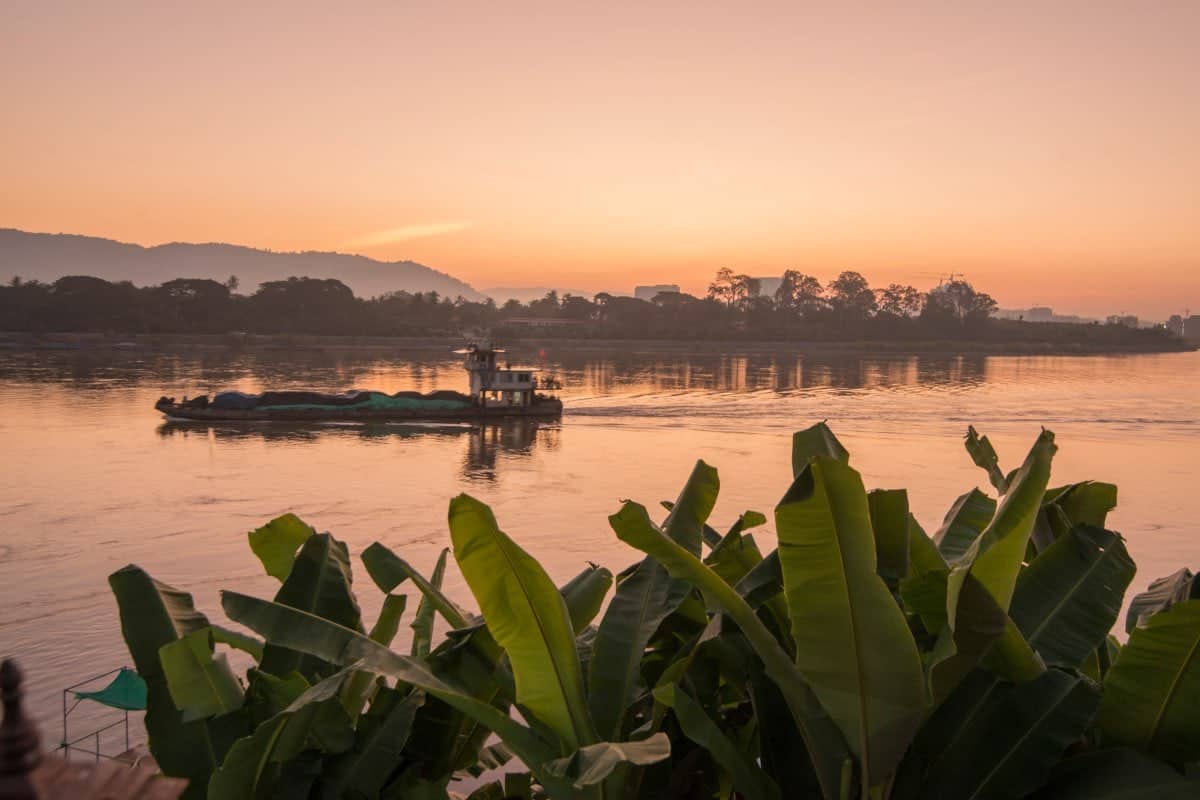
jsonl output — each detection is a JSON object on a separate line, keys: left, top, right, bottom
{"left": 0, "top": 330, "right": 1194, "bottom": 357}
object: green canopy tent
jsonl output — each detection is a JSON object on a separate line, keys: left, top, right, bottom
{"left": 62, "top": 667, "right": 147, "bottom": 759}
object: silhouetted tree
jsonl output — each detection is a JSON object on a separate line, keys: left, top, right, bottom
{"left": 775, "top": 270, "right": 825, "bottom": 316}
{"left": 923, "top": 279, "right": 997, "bottom": 328}
{"left": 827, "top": 271, "right": 877, "bottom": 321}
{"left": 876, "top": 283, "right": 923, "bottom": 318}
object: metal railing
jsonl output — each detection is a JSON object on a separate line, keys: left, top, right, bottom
{"left": 60, "top": 667, "right": 133, "bottom": 762}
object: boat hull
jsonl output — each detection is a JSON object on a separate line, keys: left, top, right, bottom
{"left": 156, "top": 400, "right": 563, "bottom": 422}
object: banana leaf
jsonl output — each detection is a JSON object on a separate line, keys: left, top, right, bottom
{"left": 1027, "top": 747, "right": 1198, "bottom": 799}
{"left": 588, "top": 554, "right": 692, "bottom": 741}
{"left": 661, "top": 460, "right": 720, "bottom": 557}
{"left": 896, "top": 668, "right": 1100, "bottom": 800}
{"left": 867, "top": 489, "right": 910, "bottom": 588}
{"left": 610, "top": 500, "right": 850, "bottom": 800}
{"left": 361, "top": 542, "right": 471, "bottom": 629}
{"left": 965, "top": 426, "right": 1009, "bottom": 494}
{"left": 1097, "top": 599, "right": 1200, "bottom": 764}
{"left": 654, "top": 683, "right": 781, "bottom": 800}
{"left": 1125, "top": 568, "right": 1198, "bottom": 633}
{"left": 159, "top": 628, "right": 245, "bottom": 721}
{"left": 776, "top": 456, "right": 926, "bottom": 784}
{"left": 211, "top": 626, "right": 265, "bottom": 662}
{"left": 411, "top": 549, "right": 449, "bottom": 657}
{"left": 542, "top": 733, "right": 671, "bottom": 790}
{"left": 260, "top": 532, "right": 363, "bottom": 681}
{"left": 208, "top": 667, "right": 354, "bottom": 800}
{"left": 948, "top": 430, "right": 1057, "bottom": 617}
{"left": 907, "top": 515, "right": 947, "bottom": 578}
{"left": 448, "top": 493, "right": 596, "bottom": 750}
{"left": 1054, "top": 481, "right": 1118, "bottom": 528}
{"left": 220, "top": 590, "right": 579, "bottom": 794}
{"left": 560, "top": 563, "right": 614, "bottom": 634}
{"left": 933, "top": 489, "right": 996, "bottom": 563}
{"left": 109, "top": 565, "right": 229, "bottom": 798}
{"left": 791, "top": 421, "right": 849, "bottom": 476}
{"left": 320, "top": 687, "right": 425, "bottom": 800}
{"left": 1010, "top": 526, "right": 1135, "bottom": 668}
{"left": 247, "top": 513, "right": 316, "bottom": 582}
{"left": 341, "top": 592, "right": 408, "bottom": 717}
{"left": 588, "top": 462, "right": 721, "bottom": 741}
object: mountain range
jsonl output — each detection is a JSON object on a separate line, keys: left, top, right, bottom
{"left": 0, "top": 229, "right": 484, "bottom": 300}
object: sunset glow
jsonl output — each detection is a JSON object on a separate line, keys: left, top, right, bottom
{"left": 3, "top": 2, "right": 1198, "bottom": 317}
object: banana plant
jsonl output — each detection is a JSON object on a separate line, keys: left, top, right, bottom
{"left": 106, "top": 424, "right": 1200, "bottom": 800}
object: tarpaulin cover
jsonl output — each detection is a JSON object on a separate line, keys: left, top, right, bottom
{"left": 72, "top": 668, "right": 147, "bottom": 711}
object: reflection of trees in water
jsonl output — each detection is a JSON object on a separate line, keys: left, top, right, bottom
{"left": 2, "top": 348, "right": 987, "bottom": 396}
{"left": 553, "top": 352, "right": 987, "bottom": 393}
{"left": 155, "top": 419, "right": 555, "bottom": 481}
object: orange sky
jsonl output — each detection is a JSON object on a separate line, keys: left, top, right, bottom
{"left": 3, "top": 2, "right": 1198, "bottom": 318}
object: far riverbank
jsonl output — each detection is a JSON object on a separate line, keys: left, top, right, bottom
{"left": 0, "top": 330, "right": 1194, "bottom": 357}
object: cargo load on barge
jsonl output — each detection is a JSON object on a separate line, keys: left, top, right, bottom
{"left": 154, "top": 341, "right": 562, "bottom": 421}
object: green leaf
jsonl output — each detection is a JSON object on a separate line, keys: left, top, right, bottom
{"left": 588, "top": 555, "right": 690, "bottom": 740}
{"left": 965, "top": 426, "right": 1009, "bottom": 494}
{"left": 1125, "top": 568, "right": 1199, "bottom": 634}
{"left": 1097, "top": 600, "right": 1200, "bottom": 763}
{"left": 906, "top": 515, "right": 947, "bottom": 578}
{"left": 949, "top": 430, "right": 1057, "bottom": 615}
{"left": 560, "top": 563, "right": 614, "bottom": 634}
{"left": 654, "top": 683, "right": 781, "bottom": 800}
{"left": 211, "top": 626, "right": 265, "bottom": 662}
{"left": 109, "top": 565, "right": 226, "bottom": 797}
{"left": 734, "top": 549, "right": 782, "bottom": 609}
{"left": 361, "top": 542, "right": 471, "bottom": 629}
{"left": 542, "top": 733, "right": 671, "bottom": 789}
{"left": 247, "top": 513, "right": 315, "bottom": 582}
{"left": 220, "top": 591, "right": 570, "bottom": 795}
{"left": 662, "top": 459, "right": 720, "bottom": 557}
{"left": 933, "top": 489, "right": 996, "bottom": 563}
{"left": 448, "top": 493, "right": 596, "bottom": 750}
{"left": 1054, "top": 481, "right": 1118, "bottom": 528}
{"left": 792, "top": 421, "right": 850, "bottom": 477}
{"left": 341, "top": 592, "right": 408, "bottom": 716}
{"left": 776, "top": 456, "right": 927, "bottom": 783}
{"left": 1010, "top": 526, "right": 1136, "bottom": 668}
{"left": 207, "top": 667, "right": 354, "bottom": 800}
{"left": 610, "top": 500, "right": 850, "bottom": 800}
{"left": 1027, "top": 747, "right": 1198, "bottom": 799}
{"left": 260, "top": 532, "right": 363, "bottom": 681}
{"left": 321, "top": 687, "right": 425, "bottom": 800}
{"left": 411, "top": 549, "right": 449, "bottom": 657}
{"left": 901, "top": 668, "right": 1100, "bottom": 800}
{"left": 867, "top": 489, "right": 910, "bottom": 588}
{"left": 159, "top": 628, "right": 245, "bottom": 721}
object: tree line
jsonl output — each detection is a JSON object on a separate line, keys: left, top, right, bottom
{"left": 0, "top": 269, "right": 994, "bottom": 338}
{"left": 0, "top": 268, "right": 1171, "bottom": 345}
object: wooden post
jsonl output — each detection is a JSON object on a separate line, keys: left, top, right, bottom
{"left": 0, "top": 659, "right": 40, "bottom": 800}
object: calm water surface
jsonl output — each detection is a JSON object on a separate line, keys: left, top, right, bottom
{"left": 1, "top": 346, "right": 1198, "bottom": 740}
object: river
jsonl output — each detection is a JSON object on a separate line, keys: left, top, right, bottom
{"left": 1, "top": 345, "right": 1197, "bottom": 744}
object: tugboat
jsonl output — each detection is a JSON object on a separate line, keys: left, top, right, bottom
{"left": 154, "top": 341, "right": 563, "bottom": 422}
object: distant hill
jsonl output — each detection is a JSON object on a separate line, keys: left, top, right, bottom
{"left": 0, "top": 229, "right": 484, "bottom": 300}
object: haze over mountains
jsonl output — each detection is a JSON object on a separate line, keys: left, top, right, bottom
{"left": 0, "top": 229, "right": 484, "bottom": 301}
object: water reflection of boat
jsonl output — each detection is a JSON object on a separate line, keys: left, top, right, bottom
{"left": 154, "top": 341, "right": 562, "bottom": 421}
{"left": 155, "top": 418, "right": 557, "bottom": 480}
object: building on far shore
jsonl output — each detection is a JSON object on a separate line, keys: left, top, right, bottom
{"left": 634, "top": 284, "right": 680, "bottom": 301}
{"left": 1106, "top": 314, "right": 1139, "bottom": 328}
{"left": 1167, "top": 315, "right": 1200, "bottom": 340}
{"left": 752, "top": 276, "right": 783, "bottom": 299}
{"left": 996, "top": 306, "right": 1096, "bottom": 324}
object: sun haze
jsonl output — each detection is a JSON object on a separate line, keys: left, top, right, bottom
{"left": 3, "top": 2, "right": 1197, "bottom": 317}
